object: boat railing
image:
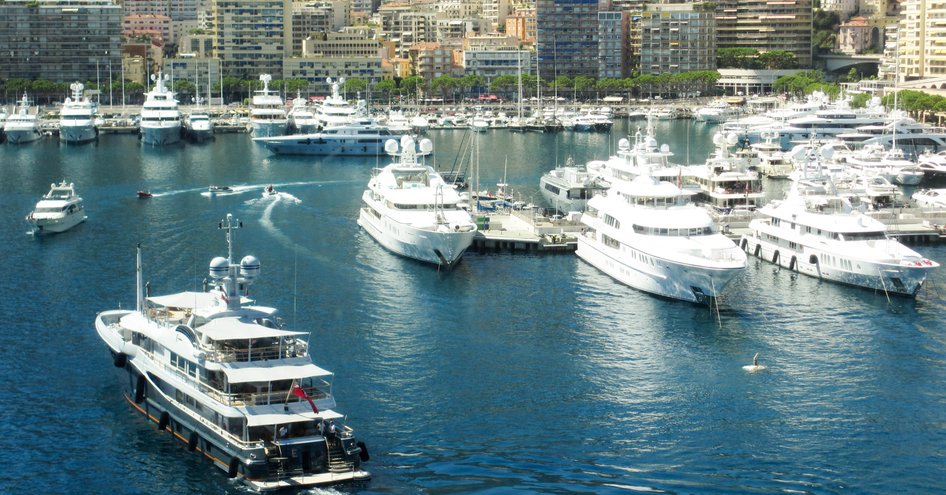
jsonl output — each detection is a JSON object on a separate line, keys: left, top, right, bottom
{"left": 226, "top": 386, "right": 329, "bottom": 407}
{"left": 205, "top": 341, "right": 308, "bottom": 363}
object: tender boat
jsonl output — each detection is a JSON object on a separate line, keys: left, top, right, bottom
{"left": 254, "top": 118, "right": 402, "bottom": 156}
{"left": 140, "top": 72, "right": 182, "bottom": 146}
{"left": 26, "top": 180, "right": 86, "bottom": 234}
{"left": 95, "top": 214, "right": 370, "bottom": 491}
{"left": 59, "top": 82, "right": 98, "bottom": 144}
{"left": 740, "top": 183, "right": 939, "bottom": 296}
{"left": 184, "top": 112, "right": 215, "bottom": 142}
{"left": 4, "top": 92, "right": 43, "bottom": 144}
{"left": 249, "top": 74, "right": 288, "bottom": 137}
{"left": 208, "top": 185, "right": 233, "bottom": 195}
{"left": 137, "top": 191, "right": 153, "bottom": 198}
{"left": 357, "top": 135, "right": 477, "bottom": 267}
{"left": 577, "top": 172, "right": 747, "bottom": 304}
{"left": 539, "top": 158, "right": 610, "bottom": 213}
{"left": 262, "top": 184, "right": 277, "bottom": 197}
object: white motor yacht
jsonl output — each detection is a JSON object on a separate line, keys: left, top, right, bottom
{"left": 249, "top": 74, "right": 288, "bottom": 137}
{"left": 139, "top": 72, "right": 182, "bottom": 146}
{"left": 741, "top": 183, "right": 938, "bottom": 296}
{"left": 184, "top": 111, "right": 215, "bottom": 142}
{"left": 254, "top": 118, "right": 402, "bottom": 156}
{"left": 59, "top": 82, "right": 98, "bottom": 144}
{"left": 912, "top": 188, "right": 946, "bottom": 208}
{"left": 26, "top": 180, "right": 86, "bottom": 234}
{"left": 539, "top": 159, "right": 610, "bottom": 213}
{"left": 287, "top": 96, "right": 319, "bottom": 134}
{"left": 4, "top": 93, "right": 43, "bottom": 144}
{"left": 314, "top": 77, "right": 360, "bottom": 129}
{"left": 577, "top": 173, "right": 747, "bottom": 304}
{"left": 357, "top": 135, "right": 477, "bottom": 267}
{"left": 95, "top": 214, "right": 370, "bottom": 491}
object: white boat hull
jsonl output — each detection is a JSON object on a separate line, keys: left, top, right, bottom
{"left": 141, "top": 124, "right": 182, "bottom": 146}
{"left": 28, "top": 211, "right": 86, "bottom": 233}
{"left": 576, "top": 232, "right": 743, "bottom": 303}
{"left": 4, "top": 128, "right": 43, "bottom": 144}
{"left": 256, "top": 134, "right": 393, "bottom": 156}
{"left": 59, "top": 124, "right": 97, "bottom": 144}
{"left": 740, "top": 231, "right": 934, "bottom": 296}
{"left": 358, "top": 208, "right": 475, "bottom": 266}
{"left": 251, "top": 120, "right": 288, "bottom": 137}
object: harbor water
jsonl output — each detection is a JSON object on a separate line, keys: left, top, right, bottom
{"left": 1, "top": 119, "right": 945, "bottom": 494}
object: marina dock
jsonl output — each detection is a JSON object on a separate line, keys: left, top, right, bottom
{"left": 473, "top": 210, "right": 582, "bottom": 253}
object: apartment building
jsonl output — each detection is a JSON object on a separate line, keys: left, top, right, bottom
{"left": 212, "top": 0, "right": 292, "bottom": 79}
{"left": 638, "top": 3, "right": 715, "bottom": 75}
{"left": 0, "top": 0, "right": 122, "bottom": 82}
{"left": 285, "top": 28, "right": 384, "bottom": 93}
{"left": 895, "top": 0, "right": 946, "bottom": 80}
{"left": 715, "top": 0, "right": 813, "bottom": 68}
{"left": 535, "top": 0, "right": 602, "bottom": 79}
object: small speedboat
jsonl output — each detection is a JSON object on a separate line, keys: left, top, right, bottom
{"left": 263, "top": 184, "right": 277, "bottom": 197}
{"left": 208, "top": 185, "right": 232, "bottom": 194}
{"left": 137, "top": 191, "right": 153, "bottom": 198}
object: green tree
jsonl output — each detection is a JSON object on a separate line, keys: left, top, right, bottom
{"left": 341, "top": 77, "right": 367, "bottom": 97}
{"left": 373, "top": 79, "right": 397, "bottom": 102}
{"left": 758, "top": 50, "right": 798, "bottom": 69}
{"left": 717, "top": 48, "right": 760, "bottom": 69}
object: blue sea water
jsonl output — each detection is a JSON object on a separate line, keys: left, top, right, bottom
{"left": 0, "top": 120, "right": 945, "bottom": 494}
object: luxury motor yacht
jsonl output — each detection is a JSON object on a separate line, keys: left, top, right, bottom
{"left": 249, "top": 74, "right": 288, "bottom": 137}
{"left": 254, "top": 118, "right": 402, "bottom": 156}
{"left": 357, "top": 135, "right": 477, "bottom": 267}
{"left": 4, "top": 92, "right": 43, "bottom": 144}
{"left": 95, "top": 214, "right": 370, "bottom": 490}
{"left": 139, "top": 72, "right": 182, "bottom": 146}
{"left": 314, "top": 77, "right": 361, "bottom": 129}
{"left": 577, "top": 172, "right": 747, "bottom": 304}
{"left": 184, "top": 111, "right": 215, "bottom": 142}
{"left": 740, "top": 183, "right": 938, "bottom": 296}
{"left": 26, "top": 180, "right": 86, "bottom": 234}
{"left": 539, "top": 159, "right": 610, "bottom": 213}
{"left": 59, "top": 82, "right": 98, "bottom": 144}
{"left": 287, "top": 95, "right": 319, "bottom": 134}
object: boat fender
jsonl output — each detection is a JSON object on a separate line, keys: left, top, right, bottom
{"left": 357, "top": 441, "right": 370, "bottom": 462}
{"left": 158, "top": 411, "right": 170, "bottom": 431}
{"left": 113, "top": 352, "right": 127, "bottom": 368}
{"left": 134, "top": 375, "right": 146, "bottom": 404}
{"left": 187, "top": 431, "right": 199, "bottom": 452}
{"left": 227, "top": 456, "right": 240, "bottom": 478}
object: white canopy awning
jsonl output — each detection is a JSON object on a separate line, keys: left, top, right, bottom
{"left": 222, "top": 357, "right": 332, "bottom": 384}
{"left": 198, "top": 317, "right": 305, "bottom": 341}
{"left": 243, "top": 407, "right": 342, "bottom": 427}
{"left": 147, "top": 291, "right": 252, "bottom": 310}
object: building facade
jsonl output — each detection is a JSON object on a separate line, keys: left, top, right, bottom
{"left": 715, "top": 0, "right": 813, "bottom": 68}
{"left": 0, "top": 0, "right": 122, "bottom": 83}
{"left": 212, "top": 0, "right": 292, "bottom": 79}
{"left": 638, "top": 3, "right": 715, "bottom": 75}
{"left": 895, "top": 0, "right": 946, "bottom": 81}
{"left": 597, "top": 11, "right": 628, "bottom": 79}
{"left": 535, "top": 0, "right": 602, "bottom": 79}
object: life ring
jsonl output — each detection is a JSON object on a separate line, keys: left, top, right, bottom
{"left": 187, "top": 431, "right": 199, "bottom": 452}
{"left": 134, "top": 375, "right": 146, "bottom": 404}
{"left": 227, "top": 456, "right": 241, "bottom": 478}
{"left": 113, "top": 352, "right": 127, "bottom": 368}
{"left": 158, "top": 411, "right": 170, "bottom": 431}
{"left": 357, "top": 441, "right": 370, "bottom": 462}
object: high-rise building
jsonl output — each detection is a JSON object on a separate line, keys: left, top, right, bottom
{"left": 0, "top": 0, "right": 122, "bottom": 83}
{"left": 715, "top": 0, "right": 813, "bottom": 68}
{"left": 535, "top": 0, "right": 602, "bottom": 79}
{"left": 212, "top": 0, "right": 291, "bottom": 79}
{"left": 597, "top": 11, "right": 628, "bottom": 79}
{"left": 895, "top": 0, "right": 946, "bottom": 81}
{"left": 638, "top": 3, "right": 715, "bottom": 75}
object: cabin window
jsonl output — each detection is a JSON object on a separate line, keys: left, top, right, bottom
{"left": 604, "top": 214, "right": 620, "bottom": 229}
{"left": 602, "top": 234, "right": 620, "bottom": 249}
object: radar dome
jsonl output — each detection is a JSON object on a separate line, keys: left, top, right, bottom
{"left": 618, "top": 138, "right": 630, "bottom": 150}
{"left": 820, "top": 145, "right": 835, "bottom": 161}
{"left": 209, "top": 257, "right": 229, "bottom": 278}
{"left": 240, "top": 255, "right": 260, "bottom": 279}
{"left": 713, "top": 133, "right": 724, "bottom": 146}
{"left": 419, "top": 138, "right": 433, "bottom": 153}
{"left": 400, "top": 134, "right": 415, "bottom": 149}
{"left": 660, "top": 144, "right": 670, "bottom": 153}
{"left": 726, "top": 133, "right": 739, "bottom": 146}
{"left": 384, "top": 139, "right": 399, "bottom": 154}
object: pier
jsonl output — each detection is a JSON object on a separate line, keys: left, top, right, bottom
{"left": 472, "top": 210, "right": 582, "bottom": 253}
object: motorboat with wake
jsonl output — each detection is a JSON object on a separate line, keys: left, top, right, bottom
{"left": 358, "top": 135, "right": 477, "bottom": 267}
{"left": 26, "top": 180, "right": 86, "bottom": 234}
{"left": 94, "top": 214, "right": 370, "bottom": 490}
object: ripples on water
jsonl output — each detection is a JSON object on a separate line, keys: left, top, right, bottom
{"left": 0, "top": 122, "right": 944, "bottom": 494}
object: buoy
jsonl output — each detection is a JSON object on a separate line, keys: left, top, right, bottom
{"left": 742, "top": 352, "right": 767, "bottom": 372}
{"left": 357, "top": 441, "right": 370, "bottom": 462}
{"left": 187, "top": 431, "right": 199, "bottom": 452}
{"left": 227, "top": 456, "right": 240, "bottom": 478}
{"left": 134, "top": 375, "right": 146, "bottom": 404}
{"left": 113, "top": 352, "right": 127, "bottom": 368}
{"left": 158, "top": 411, "right": 170, "bottom": 431}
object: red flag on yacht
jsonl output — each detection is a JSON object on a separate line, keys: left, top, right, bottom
{"left": 292, "top": 386, "right": 319, "bottom": 414}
